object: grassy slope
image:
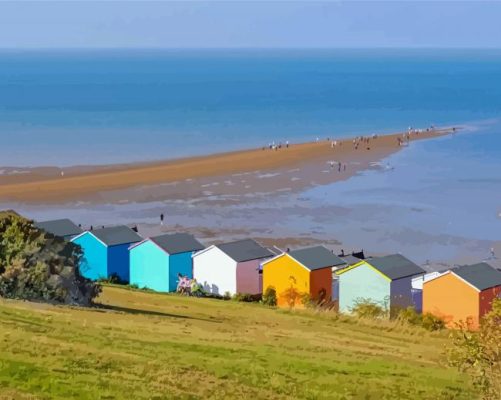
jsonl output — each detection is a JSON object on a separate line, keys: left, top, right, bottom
{"left": 0, "top": 286, "right": 475, "bottom": 400}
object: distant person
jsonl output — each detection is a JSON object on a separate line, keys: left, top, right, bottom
{"left": 491, "top": 247, "right": 496, "bottom": 259}
{"left": 160, "top": 213, "right": 164, "bottom": 226}
{"left": 286, "top": 140, "right": 289, "bottom": 148}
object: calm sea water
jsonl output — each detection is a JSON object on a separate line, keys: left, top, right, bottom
{"left": 1, "top": 49, "right": 500, "bottom": 263}
{"left": 1, "top": 49, "right": 501, "bottom": 166}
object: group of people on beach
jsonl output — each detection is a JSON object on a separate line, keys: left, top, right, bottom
{"left": 264, "top": 140, "right": 289, "bottom": 151}
{"left": 351, "top": 135, "right": 375, "bottom": 151}
{"left": 329, "top": 161, "right": 347, "bottom": 172}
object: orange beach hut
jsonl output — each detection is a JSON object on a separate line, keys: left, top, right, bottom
{"left": 262, "top": 246, "right": 346, "bottom": 308}
{"left": 423, "top": 262, "right": 501, "bottom": 329}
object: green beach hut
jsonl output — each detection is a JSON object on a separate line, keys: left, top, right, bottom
{"left": 336, "top": 254, "right": 425, "bottom": 315}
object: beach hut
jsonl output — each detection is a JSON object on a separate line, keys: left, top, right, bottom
{"left": 336, "top": 254, "right": 425, "bottom": 315}
{"left": 423, "top": 262, "right": 501, "bottom": 329}
{"left": 71, "top": 226, "right": 142, "bottom": 282}
{"left": 129, "top": 233, "right": 204, "bottom": 292}
{"left": 35, "top": 218, "right": 82, "bottom": 240}
{"left": 333, "top": 254, "right": 366, "bottom": 302}
{"left": 192, "top": 239, "right": 274, "bottom": 296}
{"left": 410, "top": 270, "right": 448, "bottom": 313}
{"left": 262, "top": 246, "right": 346, "bottom": 308}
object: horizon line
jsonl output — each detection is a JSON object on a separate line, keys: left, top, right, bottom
{"left": 1, "top": 46, "right": 501, "bottom": 51}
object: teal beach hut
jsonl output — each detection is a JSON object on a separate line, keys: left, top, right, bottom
{"left": 71, "top": 226, "right": 142, "bottom": 282}
{"left": 336, "top": 254, "right": 425, "bottom": 315}
{"left": 129, "top": 233, "right": 204, "bottom": 292}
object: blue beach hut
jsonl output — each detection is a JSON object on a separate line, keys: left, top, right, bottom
{"left": 129, "top": 233, "right": 204, "bottom": 292}
{"left": 71, "top": 226, "right": 142, "bottom": 282}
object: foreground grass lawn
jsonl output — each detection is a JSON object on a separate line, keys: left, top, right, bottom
{"left": 0, "top": 286, "right": 475, "bottom": 399}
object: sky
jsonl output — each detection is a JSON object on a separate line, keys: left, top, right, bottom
{"left": 0, "top": 1, "right": 500, "bottom": 49}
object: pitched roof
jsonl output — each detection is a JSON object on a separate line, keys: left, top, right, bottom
{"left": 35, "top": 218, "right": 82, "bottom": 238}
{"left": 289, "top": 246, "right": 346, "bottom": 271}
{"left": 216, "top": 239, "right": 274, "bottom": 262}
{"left": 89, "top": 225, "right": 142, "bottom": 247}
{"left": 341, "top": 255, "right": 363, "bottom": 266}
{"left": 149, "top": 233, "right": 204, "bottom": 255}
{"left": 366, "top": 254, "right": 425, "bottom": 280}
{"left": 452, "top": 262, "right": 501, "bottom": 291}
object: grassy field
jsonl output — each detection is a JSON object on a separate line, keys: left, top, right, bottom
{"left": 0, "top": 285, "right": 475, "bottom": 400}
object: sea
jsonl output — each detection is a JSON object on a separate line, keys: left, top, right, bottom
{"left": 1, "top": 49, "right": 500, "bottom": 266}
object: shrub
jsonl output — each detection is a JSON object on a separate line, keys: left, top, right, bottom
{"left": 351, "top": 298, "right": 388, "bottom": 319}
{"left": 262, "top": 287, "right": 277, "bottom": 307}
{"left": 396, "top": 306, "right": 422, "bottom": 325}
{"left": 301, "top": 293, "right": 315, "bottom": 308}
{"left": 448, "top": 298, "right": 501, "bottom": 399}
{"left": 222, "top": 291, "right": 232, "bottom": 300}
{"left": 280, "top": 286, "right": 303, "bottom": 309}
{"left": 232, "top": 292, "right": 260, "bottom": 302}
{"left": 421, "top": 312, "right": 446, "bottom": 331}
{"left": 397, "top": 306, "right": 445, "bottom": 331}
{"left": 0, "top": 210, "right": 100, "bottom": 306}
{"left": 97, "top": 273, "right": 127, "bottom": 285}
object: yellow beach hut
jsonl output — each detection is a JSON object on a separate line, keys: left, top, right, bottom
{"left": 262, "top": 246, "right": 346, "bottom": 308}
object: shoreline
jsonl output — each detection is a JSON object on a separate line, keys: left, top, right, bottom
{"left": 0, "top": 127, "right": 456, "bottom": 203}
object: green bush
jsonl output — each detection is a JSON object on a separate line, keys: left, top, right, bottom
{"left": 97, "top": 273, "right": 127, "bottom": 285}
{"left": 261, "top": 287, "right": 277, "bottom": 307}
{"left": 397, "top": 306, "right": 445, "bottom": 331}
{"left": 351, "top": 298, "right": 388, "bottom": 319}
{"left": 421, "top": 312, "right": 446, "bottom": 331}
{"left": 222, "top": 291, "right": 232, "bottom": 300}
{"left": 232, "top": 292, "right": 260, "bottom": 302}
{"left": 0, "top": 210, "right": 100, "bottom": 306}
{"left": 448, "top": 299, "right": 501, "bottom": 399}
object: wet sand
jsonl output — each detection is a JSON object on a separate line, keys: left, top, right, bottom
{"left": 0, "top": 127, "right": 455, "bottom": 203}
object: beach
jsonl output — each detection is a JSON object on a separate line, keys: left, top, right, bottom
{"left": 0, "top": 127, "right": 454, "bottom": 203}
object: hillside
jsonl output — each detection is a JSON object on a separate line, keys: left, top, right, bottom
{"left": 0, "top": 286, "right": 476, "bottom": 400}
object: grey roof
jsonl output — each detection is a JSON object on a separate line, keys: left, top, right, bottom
{"left": 367, "top": 254, "right": 425, "bottom": 280}
{"left": 90, "top": 225, "right": 142, "bottom": 247}
{"left": 453, "top": 262, "right": 501, "bottom": 291}
{"left": 341, "top": 255, "right": 364, "bottom": 266}
{"left": 217, "top": 239, "right": 274, "bottom": 263}
{"left": 289, "top": 246, "right": 346, "bottom": 271}
{"left": 150, "top": 233, "right": 204, "bottom": 255}
{"left": 35, "top": 218, "right": 82, "bottom": 238}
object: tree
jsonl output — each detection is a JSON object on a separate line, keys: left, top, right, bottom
{"left": 0, "top": 210, "right": 100, "bottom": 306}
{"left": 448, "top": 298, "right": 501, "bottom": 399}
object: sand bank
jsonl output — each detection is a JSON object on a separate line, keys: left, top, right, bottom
{"left": 0, "top": 127, "right": 455, "bottom": 203}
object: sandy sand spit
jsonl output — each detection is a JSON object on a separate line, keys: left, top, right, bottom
{"left": 0, "top": 127, "right": 455, "bottom": 203}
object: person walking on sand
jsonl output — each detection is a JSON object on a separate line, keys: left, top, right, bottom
{"left": 160, "top": 213, "right": 164, "bottom": 226}
{"left": 491, "top": 247, "right": 496, "bottom": 260}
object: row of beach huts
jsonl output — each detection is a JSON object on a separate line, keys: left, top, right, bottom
{"left": 36, "top": 218, "right": 501, "bottom": 329}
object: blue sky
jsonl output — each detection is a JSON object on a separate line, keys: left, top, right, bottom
{"left": 1, "top": 1, "right": 500, "bottom": 49}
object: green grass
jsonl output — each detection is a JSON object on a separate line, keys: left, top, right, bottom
{"left": 0, "top": 285, "right": 476, "bottom": 400}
